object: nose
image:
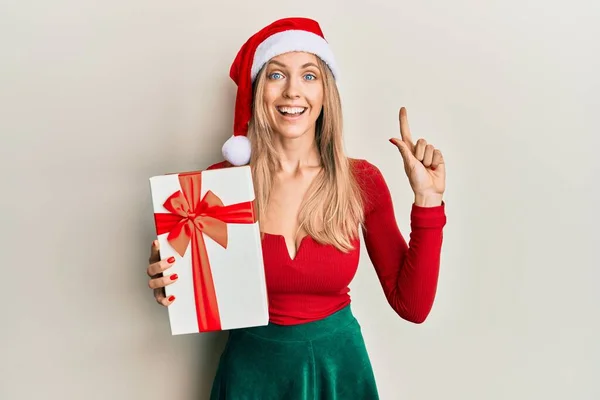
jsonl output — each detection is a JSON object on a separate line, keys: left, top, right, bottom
{"left": 282, "top": 77, "right": 300, "bottom": 99}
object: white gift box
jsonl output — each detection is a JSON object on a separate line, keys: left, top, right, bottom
{"left": 149, "top": 165, "right": 269, "bottom": 335}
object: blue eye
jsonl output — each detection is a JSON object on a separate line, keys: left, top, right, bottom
{"left": 269, "top": 72, "right": 283, "bottom": 80}
{"left": 304, "top": 74, "right": 316, "bottom": 81}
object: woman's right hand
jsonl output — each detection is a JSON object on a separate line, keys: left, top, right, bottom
{"left": 147, "top": 240, "right": 178, "bottom": 306}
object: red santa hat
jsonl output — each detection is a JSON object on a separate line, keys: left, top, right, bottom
{"left": 222, "top": 17, "right": 339, "bottom": 166}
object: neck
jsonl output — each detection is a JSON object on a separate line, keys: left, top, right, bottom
{"left": 273, "top": 130, "right": 320, "bottom": 173}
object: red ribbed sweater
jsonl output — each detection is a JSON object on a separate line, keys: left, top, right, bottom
{"left": 207, "top": 158, "right": 447, "bottom": 325}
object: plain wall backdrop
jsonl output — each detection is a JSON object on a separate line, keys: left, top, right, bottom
{"left": 1, "top": 1, "right": 598, "bottom": 399}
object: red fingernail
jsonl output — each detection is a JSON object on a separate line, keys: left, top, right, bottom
{"left": 389, "top": 138, "right": 394, "bottom": 143}
{"left": 168, "top": 295, "right": 175, "bottom": 302}
{"left": 170, "top": 274, "right": 178, "bottom": 281}
{"left": 167, "top": 256, "right": 175, "bottom": 263}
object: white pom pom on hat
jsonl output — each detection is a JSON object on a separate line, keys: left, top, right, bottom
{"left": 222, "top": 17, "right": 339, "bottom": 166}
{"left": 222, "top": 135, "right": 252, "bottom": 166}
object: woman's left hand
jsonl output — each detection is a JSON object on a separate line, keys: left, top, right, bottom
{"left": 389, "top": 107, "right": 446, "bottom": 207}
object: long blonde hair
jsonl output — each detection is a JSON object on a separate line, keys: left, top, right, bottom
{"left": 247, "top": 57, "right": 364, "bottom": 252}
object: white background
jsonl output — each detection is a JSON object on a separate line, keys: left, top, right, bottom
{"left": 1, "top": 1, "right": 598, "bottom": 399}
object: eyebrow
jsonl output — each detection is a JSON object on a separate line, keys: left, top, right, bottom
{"left": 268, "top": 60, "right": 319, "bottom": 69}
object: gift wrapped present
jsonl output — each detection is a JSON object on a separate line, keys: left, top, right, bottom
{"left": 149, "top": 165, "right": 268, "bottom": 335}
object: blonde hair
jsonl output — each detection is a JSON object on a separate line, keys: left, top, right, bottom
{"left": 247, "top": 57, "right": 364, "bottom": 252}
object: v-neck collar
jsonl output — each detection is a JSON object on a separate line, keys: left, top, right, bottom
{"left": 261, "top": 232, "right": 311, "bottom": 262}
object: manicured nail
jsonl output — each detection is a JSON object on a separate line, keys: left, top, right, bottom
{"left": 168, "top": 295, "right": 175, "bottom": 302}
{"left": 389, "top": 138, "right": 394, "bottom": 143}
{"left": 170, "top": 274, "right": 178, "bottom": 281}
{"left": 167, "top": 256, "right": 175, "bottom": 263}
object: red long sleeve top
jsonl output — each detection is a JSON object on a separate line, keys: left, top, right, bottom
{"left": 207, "top": 158, "right": 447, "bottom": 325}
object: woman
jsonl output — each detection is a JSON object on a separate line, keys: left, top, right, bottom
{"left": 146, "top": 17, "right": 447, "bottom": 399}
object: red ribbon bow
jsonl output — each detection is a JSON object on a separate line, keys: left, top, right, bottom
{"left": 154, "top": 172, "right": 257, "bottom": 331}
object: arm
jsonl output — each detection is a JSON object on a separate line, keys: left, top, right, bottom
{"left": 361, "top": 162, "right": 446, "bottom": 323}
{"left": 206, "top": 160, "right": 233, "bottom": 170}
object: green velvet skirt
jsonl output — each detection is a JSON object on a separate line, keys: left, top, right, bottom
{"left": 209, "top": 305, "right": 379, "bottom": 399}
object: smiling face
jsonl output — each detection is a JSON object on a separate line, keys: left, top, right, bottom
{"left": 262, "top": 52, "right": 325, "bottom": 141}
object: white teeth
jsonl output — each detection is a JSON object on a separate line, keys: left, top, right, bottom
{"left": 277, "top": 106, "right": 306, "bottom": 115}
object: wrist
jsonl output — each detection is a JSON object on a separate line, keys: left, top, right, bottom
{"left": 414, "top": 192, "right": 443, "bottom": 207}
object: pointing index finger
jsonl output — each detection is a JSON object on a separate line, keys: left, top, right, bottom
{"left": 399, "top": 107, "right": 414, "bottom": 151}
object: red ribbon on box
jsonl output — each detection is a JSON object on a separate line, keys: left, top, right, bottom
{"left": 153, "top": 171, "right": 257, "bottom": 331}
